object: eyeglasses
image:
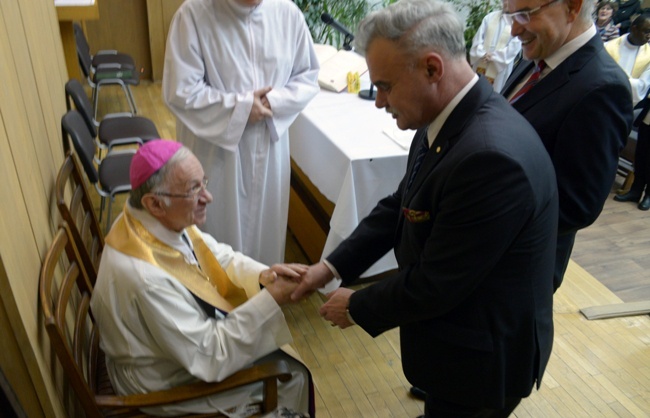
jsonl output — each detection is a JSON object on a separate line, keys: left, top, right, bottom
{"left": 154, "top": 178, "right": 209, "bottom": 199}
{"left": 503, "top": 0, "right": 561, "bottom": 25}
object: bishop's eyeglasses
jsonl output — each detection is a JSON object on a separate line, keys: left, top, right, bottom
{"left": 155, "top": 178, "right": 209, "bottom": 199}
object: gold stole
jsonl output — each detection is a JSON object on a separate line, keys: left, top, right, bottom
{"left": 606, "top": 37, "right": 650, "bottom": 79}
{"left": 105, "top": 208, "right": 253, "bottom": 313}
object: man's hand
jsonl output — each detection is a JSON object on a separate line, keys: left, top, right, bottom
{"left": 291, "top": 261, "right": 335, "bottom": 301}
{"left": 259, "top": 263, "right": 308, "bottom": 287}
{"left": 320, "top": 287, "right": 355, "bottom": 328}
{"left": 248, "top": 87, "right": 273, "bottom": 123}
{"left": 264, "top": 275, "right": 300, "bottom": 306}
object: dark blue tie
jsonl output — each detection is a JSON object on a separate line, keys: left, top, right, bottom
{"left": 406, "top": 130, "right": 430, "bottom": 192}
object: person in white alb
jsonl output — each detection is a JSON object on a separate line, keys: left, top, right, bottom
{"left": 162, "top": 0, "right": 320, "bottom": 266}
{"left": 469, "top": 2, "right": 522, "bottom": 92}
{"left": 90, "top": 140, "right": 313, "bottom": 417}
{"left": 606, "top": 14, "right": 650, "bottom": 105}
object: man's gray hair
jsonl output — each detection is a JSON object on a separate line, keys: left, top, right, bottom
{"left": 353, "top": 0, "right": 466, "bottom": 60}
{"left": 129, "top": 146, "right": 193, "bottom": 209}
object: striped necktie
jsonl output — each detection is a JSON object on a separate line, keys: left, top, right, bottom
{"left": 509, "top": 60, "right": 546, "bottom": 104}
{"left": 406, "top": 130, "right": 430, "bottom": 192}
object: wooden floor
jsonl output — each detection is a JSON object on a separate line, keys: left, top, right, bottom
{"left": 91, "top": 81, "right": 650, "bottom": 417}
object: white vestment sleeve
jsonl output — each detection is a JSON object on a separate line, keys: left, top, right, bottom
{"left": 630, "top": 65, "right": 650, "bottom": 105}
{"left": 264, "top": 25, "right": 320, "bottom": 142}
{"left": 201, "top": 231, "right": 268, "bottom": 298}
{"left": 138, "top": 276, "right": 292, "bottom": 383}
{"left": 162, "top": 8, "right": 252, "bottom": 151}
{"left": 469, "top": 18, "right": 489, "bottom": 67}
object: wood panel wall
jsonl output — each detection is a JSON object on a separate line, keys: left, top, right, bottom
{"left": 0, "top": 0, "right": 70, "bottom": 416}
{"left": 147, "top": 0, "right": 184, "bottom": 81}
{"left": 85, "top": 0, "right": 153, "bottom": 80}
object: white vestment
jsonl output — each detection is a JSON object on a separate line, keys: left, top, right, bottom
{"left": 469, "top": 11, "right": 522, "bottom": 92}
{"left": 162, "top": 0, "right": 320, "bottom": 265}
{"left": 90, "top": 205, "right": 309, "bottom": 417}
{"left": 605, "top": 35, "right": 650, "bottom": 105}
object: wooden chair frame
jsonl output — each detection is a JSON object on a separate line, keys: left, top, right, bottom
{"left": 39, "top": 223, "right": 292, "bottom": 417}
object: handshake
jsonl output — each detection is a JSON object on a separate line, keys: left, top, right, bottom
{"left": 259, "top": 262, "right": 356, "bottom": 329}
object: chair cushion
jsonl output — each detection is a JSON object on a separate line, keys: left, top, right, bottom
{"left": 99, "top": 117, "right": 160, "bottom": 147}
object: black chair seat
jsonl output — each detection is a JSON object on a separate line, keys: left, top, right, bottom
{"left": 92, "top": 52, "right": 135, "bottom": 70}
{"left": 98, "top": 116, "right": 159, "bottom": 148}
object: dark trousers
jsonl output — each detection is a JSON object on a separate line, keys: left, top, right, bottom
{"left": 424, "top": 395, "right": 522, "bottom": 418}
{"left": 632, "top": 123, "right": 650, "bottom": 193}
{"left": 553, "top": 232, "right": 576, "bottom": 292}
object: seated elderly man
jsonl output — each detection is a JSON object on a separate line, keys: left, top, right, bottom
{"left": 90, "top": 139, "right": 312, "bottom": 417}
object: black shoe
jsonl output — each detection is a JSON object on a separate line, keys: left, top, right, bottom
{"left": 639, "top": 194, "right": 650, "bottom": 211}
{"left": 614, "top": 190, "right": 642, "bottom": 202}
{"left": 410, "top": 386, "right": 427, "bottom": 401}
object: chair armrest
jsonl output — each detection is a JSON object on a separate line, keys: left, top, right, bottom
{"left": 95, "top": 360, "right": 292, "bottom": 408}
{"left": 97, "top": 50, "right": 118, "bottom": 55}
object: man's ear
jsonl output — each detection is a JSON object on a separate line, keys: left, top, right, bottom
{"left": 423, "top": 52, "right": 444, "bottom": 82}
{"left": 565, "top": 0, "right": 583, "bottom": 21}
{"left": 141, "top": 194, "right": 167, "bottom": 217}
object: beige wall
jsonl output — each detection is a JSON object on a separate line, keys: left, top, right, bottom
{"left": 0, "top": 0, "right": 69, "bottom": 416}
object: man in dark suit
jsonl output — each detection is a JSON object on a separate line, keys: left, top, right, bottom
{"left": 291, "top": 0, "right": 559, "bottom": 416}
{"left": 501, "top": 0, "right": 633, "bottom": 291}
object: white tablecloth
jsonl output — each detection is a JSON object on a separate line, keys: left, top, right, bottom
{"left": 289, "top": 88, "right": 414, "bottom": 281}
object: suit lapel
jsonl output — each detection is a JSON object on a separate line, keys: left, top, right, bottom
{"left": 507, "top": 35, "right": 604, "bottom": 113}
{"left": 501, "top": 60, "right": 534, "bottom": 97}
{"left": 403, "top": 78, "right": 494, "bottom": 204}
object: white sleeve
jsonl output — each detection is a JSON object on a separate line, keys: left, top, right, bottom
{"left": 162, "top": 7, "right": 252, "bottom": 151}
{"left": 200, "top": 230, "right": 268, "bottom": 298}
{"left": 263, "top": 13, "right": 320, "bottom": 142}
{"left": 137, "top": 274, "right": 292, "bottom": 382}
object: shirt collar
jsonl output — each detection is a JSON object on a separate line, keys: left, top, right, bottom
{"left": 541, "top": 24, "right": 597, "bottom": 70}
{"left": 427, "top": 74, "right": 479, "bottom": 147}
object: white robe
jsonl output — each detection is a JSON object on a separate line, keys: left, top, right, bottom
{"left": 90, "top": 206, "right": 309, "bottom": 417}
{"left": 162, "top": 0, "right": 320, "bottom": 265}
{"left": 469, "top": 11, "right": 522, "bottom": 92}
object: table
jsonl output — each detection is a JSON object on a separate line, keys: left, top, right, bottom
{"left": 289, "top": 87, "right": 413, "bottom": 281}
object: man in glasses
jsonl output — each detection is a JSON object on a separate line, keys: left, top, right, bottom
{"left": 90, "top": 139, "right": 313, "bottom": 417}
{"left": 501, "top": 0, "right": 633, "bottom": 291}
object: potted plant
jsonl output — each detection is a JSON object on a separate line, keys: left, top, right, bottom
{"left": 294, "top": 0, "right": 396, "bottom": 48}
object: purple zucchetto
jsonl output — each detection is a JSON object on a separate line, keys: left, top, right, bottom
{"left": 130, "top": 139, "right": 183, "bottom": 189}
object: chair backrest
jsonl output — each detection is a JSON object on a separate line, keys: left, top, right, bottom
{"left": 62, "top": 110, "right": 99, "bottom": 184}
{"left": 39, "top": 223, "right": 103, "bottom": 417}
{"left": 73, "top": 23, "right": 93, "bottom": 78}
{"left": 65, "top": 79, "right": 98, "bottom": 138}
{"left": 56, "top": 153, "right": 105, "bottom": 281}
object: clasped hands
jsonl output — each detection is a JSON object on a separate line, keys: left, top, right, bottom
{"left": 260, "top": 261, "right": 356, "bottom": 329}
{"left": 248, "top": 86, "right": 273, "bottom": 124}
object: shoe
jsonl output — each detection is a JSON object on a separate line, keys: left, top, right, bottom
{"left": 410, "top": 386, "right": 427, "bottom": 400}
{"left": 614, "top": 190, "right": 642, "bottom": 202}
{"left": 639, "top": 194, "right": 650, "bottom": 211}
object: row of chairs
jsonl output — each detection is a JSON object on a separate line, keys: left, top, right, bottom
{"left": 74, "top": 22, "right": 139, "bottom": 122}
{"left": 63, "top": 78, "right": 159, "bottom": 232}
{"left": 41, "top": 152, "right": 293, "bottom": 416}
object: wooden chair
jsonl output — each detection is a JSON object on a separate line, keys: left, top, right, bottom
{"left": 56, "top": 152, "right": 104, "bottom": 281}
{"left": 39, "top": 223, "right": 292, "bottom": 417}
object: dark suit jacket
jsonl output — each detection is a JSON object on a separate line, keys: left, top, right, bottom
{"left": 327, "top": 78, "right": 558, "bottom": 409}
{"left": 502, "top": 34, "right": 633, "bottom": 290}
